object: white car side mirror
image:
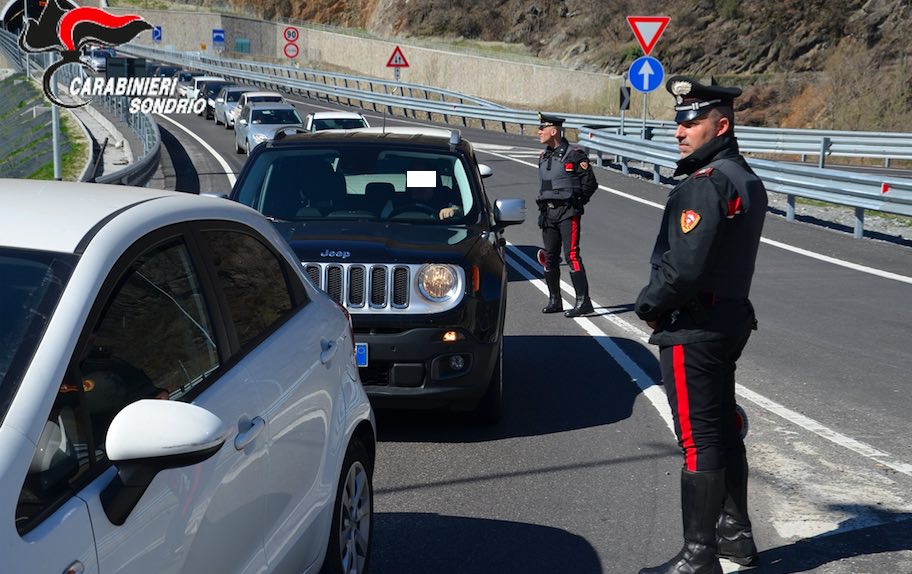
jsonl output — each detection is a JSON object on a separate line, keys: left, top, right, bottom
{"left": 106, "top": 399, "right": 226, "bottom": 461}
{"left": 478, "top": 164, "right": 494, "bottom": 179}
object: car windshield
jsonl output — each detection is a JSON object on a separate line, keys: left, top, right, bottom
{"left": 251, "top": 109, "right": 301, "bottom": 125}
{"left": 234, "top": 145, "right": 478, "bottom": 224}
{"left": 226, "top": 90, "right": 248, "bottom": 102}
{"left": 0, "top": 248, "right": 76, "bottom": 425}
{"left": 312, "top": 118, "right": 367, "bottom": 131}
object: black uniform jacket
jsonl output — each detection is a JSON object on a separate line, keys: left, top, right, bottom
{"left": 537, "top": 138, "right": 598, "bottom": 220}
{"left": 635, "top": 135, "right": 768, "bottom": 346}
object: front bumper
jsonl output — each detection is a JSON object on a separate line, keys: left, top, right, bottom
{"left": 356, "top": 326, "right": 499, "bottom": 410}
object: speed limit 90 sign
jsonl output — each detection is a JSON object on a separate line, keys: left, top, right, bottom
{"left": 283, "top": 26, "right": 299, "bottom": 42}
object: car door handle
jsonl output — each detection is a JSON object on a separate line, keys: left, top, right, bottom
{"left": 64, "top": 561, "right": 84, "bottom": 574}
{"left": 320, "top": 339, "right": 338, "bottom": 364}
{"left": 234, "top": 416, "right": 265, "bottom": 450}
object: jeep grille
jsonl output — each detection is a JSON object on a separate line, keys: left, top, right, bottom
{"left": 301, "top": 262, "right": 464, "bottom": 314}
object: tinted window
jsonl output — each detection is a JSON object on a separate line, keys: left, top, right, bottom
{"left": 17, "top": 239, "right": 218, "bottom": 532}
{"left": 205, "top": 231, "right": 295, "bottom": 348}
{"left": 0, "top": 249, "right": 76, "bottom": 424}
{"left": 312, "top": 118, "right": 367, "bottom": 131}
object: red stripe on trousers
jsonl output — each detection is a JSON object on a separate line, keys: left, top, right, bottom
{"left": 673, "top": 345, "right": 697, "bottom": 471}
{"left": 569, "top": 216, "right": 581, "bottom": 272}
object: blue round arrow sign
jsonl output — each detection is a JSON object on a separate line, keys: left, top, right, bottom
{"left": 628, "top": 56, "right": 665, "bottom": 93}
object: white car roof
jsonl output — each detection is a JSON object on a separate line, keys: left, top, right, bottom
{"left": 352, "top": 126, "right": 456, "bottom": 139}
{"left": 0, "top": 180, "right": 251, "bottom": 254}
{"left": 311, "top": 111, "right": 366, "bottom": 120}
{"left": 242, "top": 91, "right": 285, "bottom": 99}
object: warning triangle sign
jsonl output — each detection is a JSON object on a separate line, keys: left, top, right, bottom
{"left": 386, "top": 45, "right": 410, "bottom": 68}
{"left": 627, "top": 16, "right": 670, "bottom": 56}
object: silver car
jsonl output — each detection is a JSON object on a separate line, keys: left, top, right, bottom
{"left": 235, "top": 102, "right": 304, "bottom": 154}
{"left": 214, "top": 86, "right": 254, "bottom": 128}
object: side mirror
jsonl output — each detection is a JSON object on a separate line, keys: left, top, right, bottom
{"left": 478, "top": 164, "right": 494, "bottom": 179}
{"left": 101, "top": 400, "right": 226, "bottom": 525}
{"left": 239, "top": 118, "right": 248, "bottom": 126}
{"left": 216, "top": 97, "right": 224, "bottom": 103}
{"left": 494, "top": 198, "right": 526, "bottom": 229}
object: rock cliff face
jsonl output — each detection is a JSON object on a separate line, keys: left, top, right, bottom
{"left": 204, "top": 0, "right": 911, "bottom": 129}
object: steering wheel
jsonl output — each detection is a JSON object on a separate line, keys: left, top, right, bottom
{"left": 387, "top": 203, "right": 438, "bottom": 219}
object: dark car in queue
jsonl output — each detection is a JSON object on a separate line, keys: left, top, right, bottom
{"left": 228, "top": 127, "right": 526, "bottom": 421}
{"left": 199, "top": 80, "right": 237, "bottom": 119}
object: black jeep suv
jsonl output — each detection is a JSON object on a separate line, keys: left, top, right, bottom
{"left": 230, "top": 127, "right": 525, "bottom": 421}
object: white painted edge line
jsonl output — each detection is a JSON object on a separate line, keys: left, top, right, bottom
{"left": 477, "top": 148, "right": 912, "bottom": 285}
{"left": 154, "top": 113, "right": 237, "bottom": 187}
{"left": 505, "top": 251, "right": 676, "bottom": 437}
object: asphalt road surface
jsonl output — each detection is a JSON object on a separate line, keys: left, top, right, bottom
{"left": 154, "top": 95, "right": 912, "bottom": 573}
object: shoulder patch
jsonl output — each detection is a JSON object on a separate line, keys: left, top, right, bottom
{"left": 564, "top": 162, "right": 575, "bottom": 172}
{"left": 694, "top": 167, "right": 715, "bottom": 178}
{"left": 680, "top": 210, "right": 701, "bottom": 233}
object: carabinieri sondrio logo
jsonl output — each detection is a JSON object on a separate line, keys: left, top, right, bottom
{"left": 18, "top": 0, "right": 151, "bottom": 108}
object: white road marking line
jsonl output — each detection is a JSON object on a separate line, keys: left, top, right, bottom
{"left": 506, "top": 243, "right": 912, "bottom": 479}
{"left": 505, "top": 252, "right": 676, "bottom": 436}
{"left": 154, "top": 113, "right": 237, "bottom": 187}
{"left": 478, "top": 148, "right": 912, "bottom": 285}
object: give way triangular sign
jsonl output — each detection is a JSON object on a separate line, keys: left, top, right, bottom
{"left": 627, "top": 16, "right": 670, "bottom": 56}
{"left": 386, "top": 45, "right": 409, "bottom": 67}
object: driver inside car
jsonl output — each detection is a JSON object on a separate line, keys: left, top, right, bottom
{"left": 403, "top": 168, "right": 461, "bottom": 220}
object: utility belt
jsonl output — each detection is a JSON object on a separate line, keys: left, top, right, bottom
{"left": 544, "top": 199, "right": 568, "bottom": 209}
{"left": 684, "top": 292, "right": 748, "bottom": 324}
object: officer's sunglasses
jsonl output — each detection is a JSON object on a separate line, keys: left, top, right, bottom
{"left": 538, "top": 123, "right": 557, "bottom": 130}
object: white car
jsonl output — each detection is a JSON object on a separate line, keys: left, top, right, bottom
{"left": 183, "top": 75, "right": 223, "bottom": 100}
{"left": 0, "top": 180, "right": 375, "bottom": 574}
{"left": 305, "top": 111, "right": 371, "bottom": 132}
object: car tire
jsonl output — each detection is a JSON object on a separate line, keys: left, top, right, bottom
{"left": 321, "top": 438, "right": 373, "bottom": 574}
{"left": 245, "top": 140, "right": 251, "bottom": 154}
{"left": 235, "top": 140, "right": 244, "bottom": 154}
{"left": 214, "top": 113, "right": 221, "bottom": 126}
{"left": 472, "top": 340, "right": 503, "bottom": 424}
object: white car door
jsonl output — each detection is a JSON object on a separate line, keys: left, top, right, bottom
{"left": 199, "top": 227, "right": 338, "bottom": 572}
{"left": 68, "top": 234, "right": 271, "bottom": 574}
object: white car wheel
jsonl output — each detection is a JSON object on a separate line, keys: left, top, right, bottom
{"left": 322, "top": 439, "right": 372, "bottom": 574}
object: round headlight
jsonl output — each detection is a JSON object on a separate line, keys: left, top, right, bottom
{"left": 417, "top": 264, "right": 459, "bottom": 302}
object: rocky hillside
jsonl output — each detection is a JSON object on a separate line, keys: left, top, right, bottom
{"left": 197, "top": 0, "right": 911, "bottom": 130}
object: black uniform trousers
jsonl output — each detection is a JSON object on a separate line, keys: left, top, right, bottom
{"left": 541, "top": 205, "right": 584, "bottom": 273}
{"left": 659, "top": 327, "right": 751, "bottom": 472}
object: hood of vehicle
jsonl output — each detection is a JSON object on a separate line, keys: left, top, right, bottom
{"left": 272, "top": 221, "right": 482, "bottom": 264}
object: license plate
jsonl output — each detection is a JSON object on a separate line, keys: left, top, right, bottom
{"left": 355, "top": 343, "right": 369, "bottom": 367}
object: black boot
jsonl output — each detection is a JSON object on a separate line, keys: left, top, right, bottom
{"left": 639, "top": 469, "right": 726, "bottom": 574}
{"left": 717, "top": 453, "right": 759, "bottom": 566}
{"left": 564, "top": 270, "right": 594, "bottom": 317}
{"left": 541, "top": 270, "right": 563, "bottom": 313}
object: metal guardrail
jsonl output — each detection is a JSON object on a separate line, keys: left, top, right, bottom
{"left": 0, "top": 29, "right": 161, "bottom": 187}
{"left": 579, "top": 127, "right": 912, "bottom": 239}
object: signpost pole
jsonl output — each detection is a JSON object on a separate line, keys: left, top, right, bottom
{"left": 619, "top": 72, "right": 626, "bottom": 137}
{"left": 642, "top": 92, "right": 648, "bottom": 140}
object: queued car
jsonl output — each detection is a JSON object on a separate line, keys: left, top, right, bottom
{"left": 0, "top": 179, "right": 375, "bottom": 574}
{"left": 81, "top": 47, "right": 115, "bottom": 72}
{"left": 199, "top": 80, "right": 237, "bottom": 119}
{"left": 182, "top": 75, "right": 223, "bottom": 100}
{"left": 235, "top": 102, "right": 304, "bottom": 154}
{"left": 174, "top": 70, "right": 204, "bottom": 97}
{"left": 148, "top": 64, "right": 179, "bottom": 78}
{"left": 228, "top": 127, "right": 526, "bottom": 421}
{"left": 304, "top": 111, "right": 370, "bottom": 132}
{"left": 214, "top": 85, "right": 255, "bottom": 128}
{"left": 236, "top": 90, "right": 286, "bottom": 113}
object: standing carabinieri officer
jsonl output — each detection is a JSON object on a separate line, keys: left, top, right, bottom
{"left": 536, "top": 113, "right": 598, "bottom": 318}
{"left": 635, "top": 77, "right": 768, "bottom": 574}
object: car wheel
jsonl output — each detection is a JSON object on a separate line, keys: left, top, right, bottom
{"left": 225, "top": 118, "right": 233, "bottom": 130}
{"left": 235, "top": 139, "right": 244, "bottom": 154}
{"left": 322, "top": 438, "right": 373, "bottom": 574}
{"left": 245, "top": 140, "right": 251, "bottom": 154}
{"left": 214, "top": 113, "right": 221, "bottom": 126}
{"left": 472, "top": 340, "right": 503, "bottom": 424}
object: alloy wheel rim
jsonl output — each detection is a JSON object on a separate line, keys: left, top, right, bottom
{"left": 338, "top": 460, "right": 371, "bottom": 573}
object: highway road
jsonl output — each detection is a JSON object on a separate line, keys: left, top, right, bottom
{"left": 153, "top": 96, "right": 912, "bottom": 573}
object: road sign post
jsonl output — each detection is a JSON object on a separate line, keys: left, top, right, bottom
{"left": 386, "top": 45, "right": 409, "bottom": 82}
{"left": 626, "top": 16, "right": 670, "bottom": 139}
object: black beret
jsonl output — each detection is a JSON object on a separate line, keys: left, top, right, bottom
{"left": 537, "top": 112, "right": 565, "bottom": 128}
{"left": 666, "top": 75, "right": 742, "bottom": 123}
